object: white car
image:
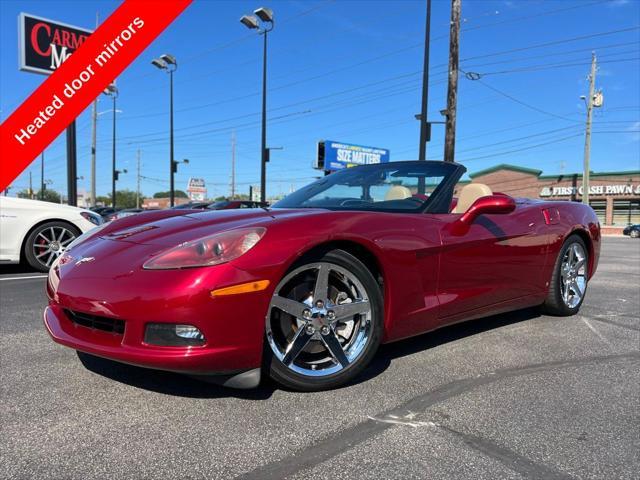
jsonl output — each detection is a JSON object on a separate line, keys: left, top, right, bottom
{"left": 0, "top": 197, "right": 103, "bottom": 272}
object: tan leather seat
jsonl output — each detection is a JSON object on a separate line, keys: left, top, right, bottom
{"left": 385, "top": 185, "right": 412, "bottom": 201}
{"left": 453, "top": 183, "right": 493, "bottom": 214}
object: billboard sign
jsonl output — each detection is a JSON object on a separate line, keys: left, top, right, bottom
{"left": 316, "top": 140, "right": 390, "bottom": 172}
{"left": 187, "top": 177, "right": 207, "bottom": 201}
{"left": 18, "top": 13, "right": 92, "bottom": 75}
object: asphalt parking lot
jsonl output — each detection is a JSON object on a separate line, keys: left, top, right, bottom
{"left": 1, "top": 237, "right": 638, "bottom": 480}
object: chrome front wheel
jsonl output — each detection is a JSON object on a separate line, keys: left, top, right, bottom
{"left": 266, "top": 250, "right": 382, "bottom": 391}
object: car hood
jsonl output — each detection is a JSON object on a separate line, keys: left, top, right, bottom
{"left": 99, "top": 208, "right": 319, "bottom": 247}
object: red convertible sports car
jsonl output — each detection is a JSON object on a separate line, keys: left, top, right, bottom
{"left": 44, "top": 161, "right": 600, "bottom": 391}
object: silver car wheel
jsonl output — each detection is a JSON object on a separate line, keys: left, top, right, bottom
{"left": 32, "top": 226, "right": 76, "bottom": 269}
{"left": 560, "top": 243, "right": 587, "bottom": 309}
{"left": 266, "top": 262, "right": 373, "bottom": 377}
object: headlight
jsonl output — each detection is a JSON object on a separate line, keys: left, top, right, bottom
{"left": 143, "top": 227, "right": 266, "bottom": 270}
{"left": 80, "top": 211, "right": 103, "bottom": 226}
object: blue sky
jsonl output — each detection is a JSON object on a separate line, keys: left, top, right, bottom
{"left": 1, "top": 0, "right": 639, "bottom": 200}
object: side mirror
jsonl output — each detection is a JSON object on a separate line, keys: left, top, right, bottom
{"left": 451, "top": 195, "right": 516, "bottom": 235}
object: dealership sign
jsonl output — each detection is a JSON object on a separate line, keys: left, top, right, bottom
{"left": 19, "top": 13, "right": 92, "bottom": 75}
{"left": 540, "top": 184, "right": 640, "bottom": 197}
{"left": 187, "top": 177, "right": 207, "bottom": 201}
{"left": 316, "top": 140, "right": 389, "bottom": 172}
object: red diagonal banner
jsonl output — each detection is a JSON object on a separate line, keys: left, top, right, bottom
{"left": 0, "top": 0, "right": 192, "bottom": 192}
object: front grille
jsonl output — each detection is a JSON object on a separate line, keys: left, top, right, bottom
{"left": 65, "top": 309, "right": 125, "bottom": 335}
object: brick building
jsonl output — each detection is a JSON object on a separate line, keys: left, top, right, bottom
{"left": 455, "top": 164, "right": 640, "bottom": 235}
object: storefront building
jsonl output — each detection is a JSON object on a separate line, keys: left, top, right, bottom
{"left": 455, "top": 164, "right": 640, "bottom": 235}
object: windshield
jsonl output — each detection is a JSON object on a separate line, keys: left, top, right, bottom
{"left": 274, "top": 161, "right": 464, "bottom": 213}
{"left": 207, "top": 201, "right": 230, "bottom": 210}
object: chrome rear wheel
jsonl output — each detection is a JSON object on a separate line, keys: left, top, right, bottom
{"left": 560, "top": 243, "right": 587, "bottom": 309}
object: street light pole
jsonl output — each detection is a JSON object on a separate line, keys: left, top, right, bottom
{"left": 40, "top": 151, "right": 45, "bottom": 200}
{"left": 111, "top": 93, "right": 117, "bottom": 207}
{"left": 260, "top": 27, "right": 268, "bottom": 204}
{"left": 241, "top": 7, "right": 274, "bottom": 204}
{"left": 104, "top": 84, "right": 119, "bottom": 208}
{"left": 151, "top": 54, "right": 178, "bottom": 206}
{"left": 169, "top": 66, "right": 175, "bottom": 206}
{"left": 418, "top": 0, "right": 432, "bottom": 162}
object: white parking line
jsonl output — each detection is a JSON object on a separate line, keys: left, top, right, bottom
{"left": 0, "top": 275, "right": 48, "bottom": 281}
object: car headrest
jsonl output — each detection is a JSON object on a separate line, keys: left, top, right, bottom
{"left": 453, "top": 183, "right": 493, "bottom": 214}
{"left": 384, "top": 185, "right": 412, "bottom": 201}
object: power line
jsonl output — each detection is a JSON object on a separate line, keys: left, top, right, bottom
{"left": 461, "top": 25, "right": 640, "bottom": 63}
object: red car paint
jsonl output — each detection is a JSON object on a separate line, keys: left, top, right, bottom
{"left": 44, "top": 183, "right": 600, "bottom": 378}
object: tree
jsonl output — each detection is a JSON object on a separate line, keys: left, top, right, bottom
{"left": 16, "top": 189, "right": 34, "bottom": 199}
{"left": 95, "top": 195, "right": 111, "bottom": 206}
{"left": 153, "top": 190, "right": 187, "bottom": 199}
{"left": 17, "top": 188, "right": 61, "bottom": 203}
{"left": 108, "top": 189, "right": 142, "bottom": 209}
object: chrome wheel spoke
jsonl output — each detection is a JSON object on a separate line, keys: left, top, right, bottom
{"left": 60, "top": 237, "right": 75, "bottom": 246}
{"left": 57, "top": 228, "right": 67, "bottom": 242}
{"left": 574, "top": 258, "right": 586, "bottom": 272}
{"left": 331, "top": 299, "right": 370, "bottom": 320}
{"left": 45, "top": 252, "right": 55, "bottom": 267}
{"left": 37, "top": 232, "right": 49, "bottom": 242}
{"left": 35, "top": 250, "right": 49, "bottom": 259}
{"left": 571, "top": 280, "right": 583, "bottom": 298}
{"left": 313, "top": 264, "right": 330, "bottom": 302}
{"left": 271, "top": 295, "right": 308, "bottom": 319}
{"left": 321, "top": 329, "right": 349, "bottom": 367}
{"left": 282, "top": 327, "right": 313, "bottom": 365}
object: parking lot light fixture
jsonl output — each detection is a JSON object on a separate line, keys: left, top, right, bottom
{"left": 239, "top": 7, "right": 274, "bottom": 203}
{"left": 152, "top": 54, "right": 178, "bottom": 206}
{"left": 103, "top": 85, "right": 119, "bottom": 208}
{"left": 240, "top": 15, "right": 259, "bottom": 29}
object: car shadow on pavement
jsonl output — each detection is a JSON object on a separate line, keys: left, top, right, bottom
{"left": 353, "top": 307, "right": 543, "bottom": 386}
{"left": 77, "top": 352, "right": 277, "bottom": 400}
{"left": 77, "top": 307, "right": 543, "bottom": 398}
{"left": 0, "top": 264, "right": 40, "bottom": 274}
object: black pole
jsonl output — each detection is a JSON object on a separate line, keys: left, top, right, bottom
{"left": 66, "top": 121, "right": 77, "bottom": 206}
{"left": 418, "top": 0, "right": 432, "bottom": 162}
{"left": 111, "top": 95, "right": 117, "bottom": 208}
{"left": 169, "top": 69, "right": 175, "bottom": 207}
{"left": 40, "top": 151, "right": 44, "bottom": 200}
{"left": 260, "top": 30, "right": 268, "bottom": 204}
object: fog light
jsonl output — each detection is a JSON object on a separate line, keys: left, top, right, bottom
{"left": 144, "top": 323, "right": 205, "bottom": 346}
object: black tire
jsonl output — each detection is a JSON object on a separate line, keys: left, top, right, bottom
{"left": 23, "top": 221, "right": 81, "bottom": 272}
{"left": 266, "top": 249, "right": 383, "bottom": 391}
{"left": 630, "top": 230, "right": 640, "bottom": 238}
{"left": 542, "top": 235, "right": 589, "bottom": 316}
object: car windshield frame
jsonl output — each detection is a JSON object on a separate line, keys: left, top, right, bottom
{"left": 273, "top": 161, "right": 466, "bottom": 214}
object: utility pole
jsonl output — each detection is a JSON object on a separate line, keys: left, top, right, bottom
{"left": 582, "top": 52, "right": 597, "bottom": 205}
{"left": 40, "top": 152, "right": 44, "bottom": 200}
{"left": 231, "top": 130, "right": 236, "bottom": 199}
{"left": 89, "top": 12, "right": 99, "bottom": 207}
{"left": 418, "top": 0, "right": 432, "bottom": 162}
{"left": 29, "top": 171, "right": 33, "bottom": 199}
{"left": 136, "top": 149, "right": 141, "bottom": 209}
{"left": 444, "top": 0, "right": 461, "bottom": 163}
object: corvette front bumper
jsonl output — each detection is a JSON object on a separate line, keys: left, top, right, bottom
{"left": 43, "top": 304, "right": 262, "bottom": 388}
